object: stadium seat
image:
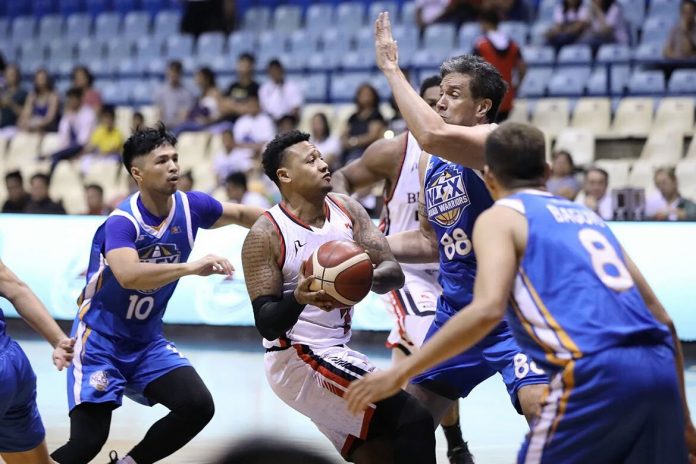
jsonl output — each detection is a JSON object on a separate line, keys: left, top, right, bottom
{"left": 571, "top": 97, "right": 612, "bottom": 136}
{"left": 153, "top": 10, "right": 181, "bottom": 38}
{"left": 331, "top": 72, "right": 372, "bottom": 101}
{"left": 0, "top": 18, "right": 9, "bottom": 41}
{"left": 611, "top": 97, "right": 654, "bottom": 137}
{"left": 243, "top": 7, "right": 271, "bottom": 30}
{"left": 115, "top": 58, "right": 143, "bottom": 76}
{"left": 10, "top": 16, "right": 37, "bottom": 43}
{"left": 106, "top": 38, "right": 134, "bottom": 63}
{"left": 369, "top": 74, "right": 392, "bottom": 102}
{"left": 668, "top": 70, "right": 696, "bottom": 95}
{"left": 19, "top": 41, "right": 46, "bottom": 62}
{"left": 458, "top": 23, "right": 482, "bottom": 51}
{"left": 197, "top": 32, "right": 226, "bottom": 58}
{"left": 536, "top": 0, "right": 556, "bottom": 22}
{"left": 306, "top": 51, "right": 340, "bottom": 71}
{"left": 139, "top": 105, "right": 158, "bottom": 126}
{"left": 639, "top": 130, "right": 684, "bottom": 164}
{"left": 518, "top": 67, "right": 553, "bottom": 98}
{"left": 38, "top": 14, "right": 64, "bottom": 44}
{"left": 299, "top": 73, "right": 329, "bottom": 102}
{"left": 100, "top": 80, "right": 128, "bottom": 105}
{"left": 411, "top": 48, "right": 451, "bottom": 68}
{"left": 336, "top": 2, "right": 366, "bottom": 31}
{"left": 627, "top": 70, "right": 665, "bottom": 95}
{"left": 166, "top": 34, "right": 194, "bottom": 60}
{"left": 228, "top": 31, "right": 256, "bottom": 56}
{"left": 135, "top": 36, "right": 165, "bottom": 65}
{"left": 341, "top": 51, "right": 374, "bottom": 71}
{"left": 47, "top": 40, "right": 75, "bottom": 67}
{"left": 423, "top": 23, "right": 457, "bottom": 51}
{"left": 258, "top": 30, "right": 288, "bottom": 58}
{"left": 532, "top": 98, "right": 570, "bottom": 138}
{"left": 392, "top": 25, "right": 419, "bottom": 54}
{"left": 628, "top": 159, "right": 660, "bottom": 190}
{"left": 646, "top": 0, "right": 680, "bottom": 20}
{"left": 94, "top": 12, "right": 122, "bottom": 41}
{"left": 5, "top": 132, "right": 42, "bottom": 170}
{"left": 400, "top": 2, "right": 416, "bottom": 25}
{"left": 521, "top": 45, "right": 555, "bottom": 65}
{"left": 85, "top": 0, "right": 109, "bottom": 17}
{"left": 508, "top": 99, "right": 529, "bottom": 122}
{"left": 547, "top": 67, "right": 590, "bottom": 96}
{"left": 554, "top": 128, "right": 595, "bottom": 166}
{"left": 529, "top": 21, "right": 551, "bottom": 45}
{"left": 354, "top": 26, "right": 375, "bottom": 51}
{"left": 596, "top": 44, "right": 631, "bottom": 64}
{"left": 653, "top": 97, "right": 695, "bottom": 136}
{"left": 290, "top": 29, "right": 320, "bottom": 54}
{"left": 131, "top": 81, "right": 156, "bottom": 105}
{"left": 368, "top": 2, "right": 398, "bottom": 23}
{"left": 65, "top": 13, "right": 92, "bottom": 42}
{"left": 38, "top": 132, "right": 63, "bottom": 157}
{"left": 676, "top": 159, "right": 696, "bottom": 200}
{"left": 640, "top": 16, "right": 672, "bottom": 45}
{"left": 594, "top": 159, "right": 633, "bottom": 189}
{"left": 58, "top": 0, "right": 81, "bottom": 16}
{"left": 84, "top": 160, "right": 123, "bottom": 202}
{"left": 276, "top": 51, "right": 306, "bottom": 72}
{"left": 322, "top": 29, "right": 352, "bottom": 55}
{"left": 273, "top": 5, "right": 302, "bottom": 34}
{"left": 115, "top": 105, "right": 134, "bottom": 136}
{"left": 619, "top": 0, "right": 645, "bottom": 28}
{"left": 586, "top": 65, "right": 631, "bottom": 95}
{"left": 113, "top": 0, "right": 138, "bottom": 15}
{"left": 123, "top": 12, "right": 151, "bottom": 37}
{"left": 557, "top": 44, "right": 592, "bottom": 65}
{"left": 499, "top": 21, "right": 528, "bottom": 46}
{"left": 142, "top": 0, "right": 167, "bottom": 18}
{"left": 632, "top": 42, "right": 661, "bottom": 62}
{"left": 306, "top": 4, "right": 335, "bottom": 38}
{"left": 176, "top": 133, "right": 211, "bottom": 172}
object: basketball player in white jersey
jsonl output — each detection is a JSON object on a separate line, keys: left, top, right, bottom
{"left": 332, "top": 76, "right": 473, "bottom": 464}
{"left": 241, "top": 130, "right": 436, "bottom": 463}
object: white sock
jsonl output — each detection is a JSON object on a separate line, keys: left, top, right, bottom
{"left": 118, "top": 457, "right": 137, "bottom": 464}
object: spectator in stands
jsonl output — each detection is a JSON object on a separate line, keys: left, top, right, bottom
{"left": 575, "top": 166, "right": 613, "bottom": 220}
{"left": 230, "top": 94, "right": 276, "bottom": 169}
{"left": 219, "top": 53, "right": 260, "bottom": 123}
{"left": 545, "top": 0, "right": 589, "bottom": 49}
{"left": 25, "top": 173, "right": 65, "bottom": 214}
{"left": 310, "top": 112, "right": 341, "bottom": 170}
{"left": 474, "top": 10, "right": 525, "bottom": 121}
{"left": 79, "top": 104, "right": 123, "bottom": 175}
{"left": 664, "top": 0, "right": 696, "bottom": 59}
{"left": 578, "top": 0, "right": 629, "bottom": 50}
{"left": 646, "top": 167, "right": 696, "bottom": 220}
{"left": 416, "top": 0, "right": 472, "bottom": 27}
{"left": 154, "top": 60, "right": 194, "bottom": 128}
{"left": 132, "top": 111, "right": 145, "bottom": 132}
{"left": 213, "top": 129, "right": 254, "bottom": 184}
{"left": 224, "top": 172, "right": 271, "bottom": 208}
{"left": 71, "top": 65, "right": 102, "bottom": 112}
{"left": 0, "top": 64, "right": 27, "bottom": 139}
{"left": 18, "top": 69, "right": 59, "bottom": 133}
{"left": 2, "top": 171, "right": 29, "bottom": 213}
{"left": 277, "top": 115, "right": 298, "bottom": 134}
{"left": 179, "top": 170, "right": 194, "bottom": 192}
{"left": 341, "top": 84, "right": 386, "bottom": 164}
{"left": 259, "top": 59, "right": 303, "bottom": 122}
{"left": 181, "top": 0, "right": 227, "bottom": 36}
{"left": 175, "top": 67, "right": 222, "bottom": 135}
{"left": 83, "top": 184, "right": 111, "bottom": 215}
{"left": 547, "top": 150, "right": 581, "bottom": 199}
{"left": 45, "top": 87, "right": 97, "bottom": 172}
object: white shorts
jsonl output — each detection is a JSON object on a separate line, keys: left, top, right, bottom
{"left": 382, "top": 268, "right": 440, "bottom": 353}
{"left": 265, "top": 344, "right": 377, "bottom": 458}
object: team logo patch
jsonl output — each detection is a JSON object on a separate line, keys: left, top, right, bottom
{"left": 89, "top": 371, "right": 109, "bottom": 391}
{"left": 425, "top": 167, "right": 470, "bottom": 227}
{"left": 138, "top": 243, "right": 181, "bottom": 264}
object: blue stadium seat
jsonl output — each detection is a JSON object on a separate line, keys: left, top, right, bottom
{"left": 557, "top": 44, "right": 592, "bottom": 64}
{"left": 114, "top": 0, "right": 138, "bottom": 15}
{"left": 619, "top": 0, "right": 645, "bottom": 28}
{"left": 392, "top": 24, "right": 419, "bottom": 54}
{"left": 181, "top": 55, "right": 200, "bottom": 74}
{"left": 400, "top": 2, "right": 416, "bottom": 25}
{"left": 499, "top": 21, "right": 528, "bottom": 46}
{"left": 208, "top": 55, "right": 231, "bottom": 74}
{"left": 536, "top": 0, "right": 556, "bottom": 22}
{"left": 587, "top": 65, "right": 632, "bottom": 95}
{"left": 100, "top": 80, "right": 129, "bottom": 104}
{"left": 32, "top": 0, "right": 56, "bottom": 17}
{"left": 165, "top": 34, "right": 194, "bottom": 60}
{"left": 115, "top": 57, "right": 143, "bottom": 76}
{"left": 632, "top": 42, "right": 661, "bottom": 61}
{"left": 354, "top": 26, "right": 374, "bottom": 51}
{"left": 136, "top": 35, "right": 164, "bottom": 63}
{"left": 85, "top": 0, "right": 109, "bottom": 17}
{"left": 596, "top": 43, "right": 631, "bottom": 63}
{"left": 0, "top": 18, "right": 10, "bottom": 42}
{"left": 95, "top": 13, "right": 122, "bottom": 40}
{"left": 5, "top": 1, "right": 32, "bottom": 19}
{"left": 330, "top": 72, "right": 371, "bottom": 101}
{"left": 19, "top": 41, "right": 46, "bottom": 62}
{"left": 369, "top": 73, "right": 391, "bottom": 99}
{"left": 301, "top": 73, "right": 328, "bottom": 102}
{"left": 243, "top": 7, "right": 271, "bottom": 30}
{"left": 529, "top": 21, "right": 551, "bottom": 45}
{"left": 88, "top": 59, "right": 110, "bottom": 76}
{"left": 336, "top": 2, "right": 366, "bottom": 32}
{"left": 368, "top": 2, "right": 398, "bottom": 23}
{"left": 306, "top": 51, "right": 339, "bottom": 71}
{"left": 0, "top": 43, "right": 18, "bottom": 63}
{"left": 411, "top": 48, "right": 451, "bottom": 68}
{"left": 273, "top": 5, "right": 302, "bottom": 34}
{"left": 458, "top": 23, "right": 482, "bottom": 51}
{"left": 197, "top": 32, "right": 226, "bottom": 58}
{"left": 21, "top": 58, "right": 45, "bottom": 75}
{"left": 518, "top": 67, "right": 553, "bottom": 97}
{"left": 146, "top": 57, "right": 167, "bottom": 75}
{"left": 258, "top": 30, "right": 288, "bottom": 58}
{"left": 48, "top": 56, "right": 75, "bottom": 76}
{"left": 77, "top": 38, "right": 105, "bottom": 63}
{"left": 58, "top": 0, "right": 81, "bottom": 16}
{"left": 47, "top": 40, "right": 74, "bottom": 62}
{"left": 423, "top": 23, "right": 457, "bottom": 51}
{"left": 627, "top": 70, "right": 665, "bottom": 94}
{"left": 341, "top": 50, "right": 374, "bottom": 71}
{"left": 641, "top": 16, "right": 672, "bottom": 45}
{"left": 289, "top": 29, "right": 321, "bottom": 54}
{"left": 106, "top": 38, "right": 134, "bottom": 62}
{"left": 647, "top": 0, "right": 680, "bottom": 20}
{"left": 10, "top": 16, "right": 37, "bottom": 44}
{"left": 228, "top": 31, "right": 256, "bottom": 57}
{"left": 131, "top": 80, "right": 156, "bottom": 104}
{"left": 547, "top": 68, "right": 588, "bottom": 96}
{"left": 521, "top": 45, "right": 555, "bottom": 65}
{"left": 153, "top": 10, "right": 181, "bottom": 37}
{"left": 65, "top": 13, "right": 92, "bottom": 42}
{"left": 668, "top": 70, "right": 696, "bottom": 94}
{"left": 322, "top": 29, "right": 352, "bottom": 55}
{"left": 306, "top": 4, "right": 334, "bottom": 38}
{"left": 123, "top": 12, "right": 151, "bottom": 36}
{"left": 276, "top": 52, "right": 306, "bottom": 73}
{"left": 142, "top": 0, "right": 167, "bottom": 18}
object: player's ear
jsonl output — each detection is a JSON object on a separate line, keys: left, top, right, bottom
{"left": 476, "top": 99, "right": 492, "bottom": 120}
{"left": 130, "top": 166, "right": 143, "bottom": 184}
{"left": 483, "top": 165, "right": 499, "bottom": 198}
{"left": 277, "top": 167, "right": 291, "bottom": 185}
{"left": 542, "top": 162, "right": 551, "bottom": 183}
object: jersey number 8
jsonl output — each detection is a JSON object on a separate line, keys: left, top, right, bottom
{"left": 440, "top": 228, "right": 472, "bottom": 261}
{"left": 578, "top": 228, "right": 633, "bottom": 291}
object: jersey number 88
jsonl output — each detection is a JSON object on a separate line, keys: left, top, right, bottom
{"left": 440, "top": 228, "right": 472, "bottom": 261}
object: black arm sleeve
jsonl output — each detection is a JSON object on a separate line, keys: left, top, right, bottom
{"left": 252, "top": 292, "right": 306, "bottom": 341}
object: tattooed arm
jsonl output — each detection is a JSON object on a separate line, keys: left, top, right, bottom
{"left": 330, "top": 193, "right": 405, "bottom": 294}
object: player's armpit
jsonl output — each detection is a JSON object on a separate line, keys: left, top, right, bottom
{"left": 213, "top": 203, "right": 265, "bottom": 229}
{"left": 241, "top": 216, "right": 283, "bottom": 301}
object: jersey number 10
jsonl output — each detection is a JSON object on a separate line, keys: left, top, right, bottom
{"left": 126, "top": 295, "right": 155, "bottom": 320}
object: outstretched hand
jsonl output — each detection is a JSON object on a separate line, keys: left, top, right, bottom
{"left": 375, "top": 12, "right": 399, "bottom": 73}
{"left": 53, "top": 337, "right": 75, "bottom": 371}
{"left": 345, "top": 368, "right": 405, "bottom": 414}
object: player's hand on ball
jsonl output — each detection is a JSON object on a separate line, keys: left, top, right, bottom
{"left": 295, "top": 262, "right": 335, "bottom": 311}
{"left": 375, "top": 12, "right": 399, "bottom": 73}
{"left": 189, "top": 254, "right": 234, "bottom": 277}
{"left": 346, "top": 368, "right": 405, "bottom": 414}
{"left": 53, "top": 337, "right": 76, "bottom": 371}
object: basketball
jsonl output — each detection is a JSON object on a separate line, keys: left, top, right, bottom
{"left": 303, "top": 240, "right": 374, "bottom": 308}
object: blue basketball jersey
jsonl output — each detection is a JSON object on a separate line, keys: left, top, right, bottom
{"left": 502, "top": 191, "right": 670, "bottom": 372}
{"left": 77, "top": 191, "right": 198, "bottom": 342}
{"left": 423, "top": 156, "right": 494, "bottom": 314}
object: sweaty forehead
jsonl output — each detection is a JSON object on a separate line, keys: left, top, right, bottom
{"left": 441, "top": 73, "right": 472, "bottom": 93}
{"left": 283, "top": 141, "right": 315, "bottom": 164}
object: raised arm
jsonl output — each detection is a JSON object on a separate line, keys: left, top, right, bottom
{"left": 211, "top": 202, "right": 265, "bottom": 229}
{"left": 374, "top": 12, "right": 487, "bottom": 169}
{"left": 622, "top": 250, "right": 696, "bottom": 454}
{"left": 0, "top": 259, "right": 74, "bottom": 370}
{"left": 331, "top": 133, "right": 405, "bottom": 195}
{"left": 332, "top": 193, "right": 404, "bottom": 294}
{"left": 386, "top": 152, "right": 439, "bottom": 263}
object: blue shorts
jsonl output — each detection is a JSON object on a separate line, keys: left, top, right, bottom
{"left": 519, "top": 343, "right": 688, "bottom": 464}
{"left": 68, "top": 320, "right": 191, "bottom": 411}
{"left": 411, "top": 308, "right": 548, "bottom": 413}
{"left": 0, "top": 337, "right": 45, "bottom": 452}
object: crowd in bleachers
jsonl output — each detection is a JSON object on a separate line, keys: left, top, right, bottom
{"left": 0, "top": 0, "right": 695, "bottom": 220}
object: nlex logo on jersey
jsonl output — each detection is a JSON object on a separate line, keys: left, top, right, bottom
{"left": 426, "top": 166, "right": 470, "bottom": 227}
{"left": 138, "top": 244, "right": 181, "bottom": 264}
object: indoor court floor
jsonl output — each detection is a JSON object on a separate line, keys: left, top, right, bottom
{"left": 7, "top": 334, "right": 696, "bottom": 464}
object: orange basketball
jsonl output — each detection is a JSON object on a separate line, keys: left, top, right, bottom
{"left": 303, "top": 240, "right": 374, "bottom": 308}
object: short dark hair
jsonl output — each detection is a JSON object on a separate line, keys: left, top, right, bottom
{"left": 5, "top": 170, "right": 22, "bottom": 183}
{"left": 262, "top": 130, "right": 310, "bottom": 185}
{"left": 440, "top": 55, "right": 507, "bottom": 122}
{"left": 268, "top": 59, "right": 283, "bottom": 70}
{"left": 238, "top": 52, "right": 256, "bottom": 64}
{"left": 225, "top": 172, "right": 248, "bottom": 190}
{"left": 71, "top": 65, "right": 94, "bottom": 87}
{"left": 30, "top": 173, "right": 51, "bottom": 186}
{"left": 101, "top": 104, "right": 116, "bottom": 118}
{"left": 485, "top": 122, "right": 547, "bottom": 189}
{"left": 34, "top": 69, "right": 55, "bottom": 92}
{"left": 419, "top": 75, "right": 442, "bottom": 97}
{"left": 277, "top": 114, "right": 298, "bottom": 130}
{"left": 197, "top": 66, "right": 216, "bottom": 87}
{"left": 354, "top": 83, "right": 380, "bottom": 108}
{"left": 585, "top": 166, "right": 609, "bottom": 182}
{"left": 66, "top": 87, "right": 83, "bottom": 99}
{"left": 168, "top": 60, "right": 183, "bottom": 73}
{"left": 122, "top": 122, "right": 177, "bottom": 173}
{"left": 552, "top": 150, "right": 575, "bottom": 169}
{"left": 85, "top": 183, "right": 104, "bottom": 196}
{"left": 479, "top": 9, "right": 500, "bottom": 26}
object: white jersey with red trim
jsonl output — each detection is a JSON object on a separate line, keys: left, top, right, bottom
{"left": 263, "top": 194, "right": 355, "bottom": 350}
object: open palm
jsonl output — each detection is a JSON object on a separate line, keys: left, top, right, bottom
{"left": 374, "top": 12, "right": 399, "bottom": 73}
